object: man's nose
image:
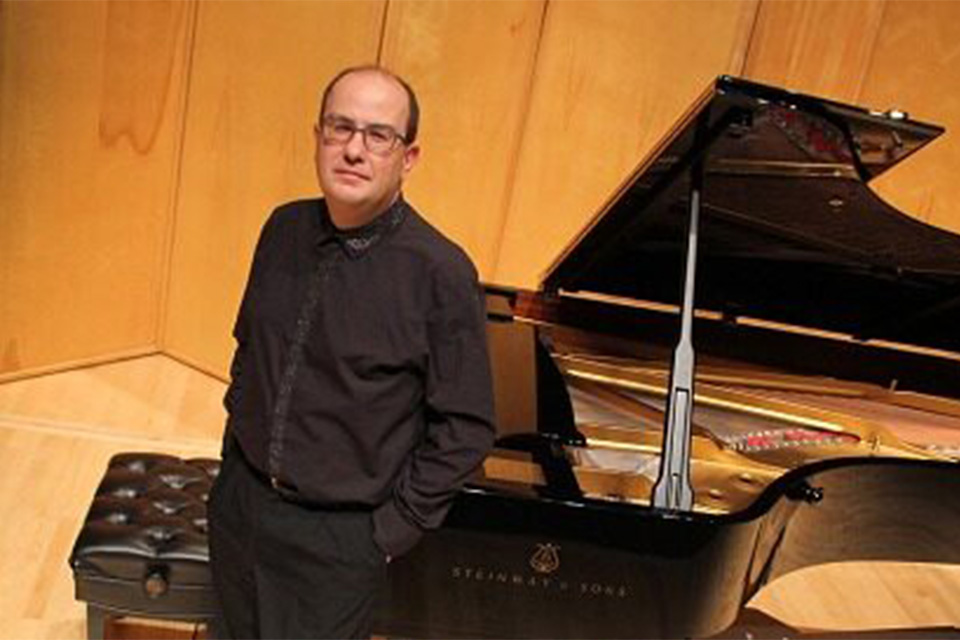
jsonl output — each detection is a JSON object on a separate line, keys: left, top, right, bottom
{"left": 343, "top": 130, "right": 366, "bottom": 160}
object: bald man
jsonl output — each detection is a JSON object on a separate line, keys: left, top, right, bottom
{"left": 208, "top": 66, "right": 496, "bottom": 639}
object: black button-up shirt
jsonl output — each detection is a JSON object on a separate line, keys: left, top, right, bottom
{"left": 224, "top": 197, "right": 496, "bottom": 558}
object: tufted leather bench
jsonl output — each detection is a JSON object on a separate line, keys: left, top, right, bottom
{"left": 70, "top": 452, "right": 220, "bottom": 639}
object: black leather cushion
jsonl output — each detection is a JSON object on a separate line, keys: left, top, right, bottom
{"left": 71, "top": 452, "right": 220, "bottom": 613}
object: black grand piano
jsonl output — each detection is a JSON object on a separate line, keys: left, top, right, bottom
{"left": 376, "top": 77, "right": 960, "bottom": 639}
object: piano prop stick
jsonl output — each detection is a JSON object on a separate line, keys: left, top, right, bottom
{"left": 652, "top": 151, "right": 701, "bottom": 511}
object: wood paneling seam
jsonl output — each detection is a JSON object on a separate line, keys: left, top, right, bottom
{"left": 489, "top": 0, "right": 551, "bottom": 282}
{"left": 164, "top": 346, "right": 229, "bottom": 384}
{"left": 0, "top": 347, "right": 159, "bottom": 385}
{"left": 157, "top": 0, "right": 200, "bottom": 351}
{"left": 853, "top": 0, "right": 889, "bottom": 104}
{"left": 731, "top": 0, "right": 763, "bottom": 77}
{"left": 376, "top": 0, "right": 391, "bottom": 65}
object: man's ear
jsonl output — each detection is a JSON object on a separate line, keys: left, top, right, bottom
{"left": 402, "top": 143, "right": 420, "bottom": 176}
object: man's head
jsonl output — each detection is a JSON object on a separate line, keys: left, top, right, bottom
{"left": 315, "top": 66, "right": 421, "bottom": 228}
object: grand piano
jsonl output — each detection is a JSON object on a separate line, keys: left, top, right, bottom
{"left": 376, "top": 77, "right": 960, "bottom": 639}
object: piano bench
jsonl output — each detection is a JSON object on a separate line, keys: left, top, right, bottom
{"left": 69, "top": 452, "right": 220, "bottom": 640}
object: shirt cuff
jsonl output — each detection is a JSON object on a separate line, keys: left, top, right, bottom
{"left": 372, "top": 500, "right": 424, "bottom": 559}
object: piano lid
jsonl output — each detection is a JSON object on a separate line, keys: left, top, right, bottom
{"left": 543, "top": 76, "right": 960, "bottom": 354}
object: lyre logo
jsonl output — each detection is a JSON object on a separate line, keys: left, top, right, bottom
{"left": 529, "top": 543, "right": 560, "bottom": 574}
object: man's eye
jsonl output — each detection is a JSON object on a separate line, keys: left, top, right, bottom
{"left": 333, "top": 123, "right": 354, "bottom": 135}
{"left": 367, "top": 127, "right": 393, "bottom": 144}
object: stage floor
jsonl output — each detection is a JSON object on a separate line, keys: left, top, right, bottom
{"left": 0, "top": 354, "right": 958, "bottom": 638}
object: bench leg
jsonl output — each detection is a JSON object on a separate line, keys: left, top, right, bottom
{"left": 86, "top": 604, "right": 109, "bottom": 640}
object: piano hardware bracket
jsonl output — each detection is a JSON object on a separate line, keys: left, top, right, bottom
{"left": 785, "top": 480, "right": 824, "bottom": 504}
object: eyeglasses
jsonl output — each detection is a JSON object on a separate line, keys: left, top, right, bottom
{"left": 319, "top": 115, "right": 408, "bottom": 155}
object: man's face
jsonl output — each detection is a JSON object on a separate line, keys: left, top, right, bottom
{"left": 315, "top": 71, "right": 419, "bottom": 225}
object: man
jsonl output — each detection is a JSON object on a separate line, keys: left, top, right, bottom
{"left": 208, "top": 66, "right": 496, "bottom": 639}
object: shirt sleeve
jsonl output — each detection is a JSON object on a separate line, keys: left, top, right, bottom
{"left": 372, "top": 255, "right": 496, "bottom": 558}
{"left": 221, "top": 208, "right": 283, "bottom": 457}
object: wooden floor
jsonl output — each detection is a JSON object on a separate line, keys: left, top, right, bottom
{"left": 0, "top": 355, "right": 222, "bottom": 640}
{"left": 0, "top": 354, "right": 958, "bottom": 639}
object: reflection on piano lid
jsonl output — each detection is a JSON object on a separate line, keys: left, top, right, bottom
{"left": 376, "top": 77, "right": 960, "bottom": 640}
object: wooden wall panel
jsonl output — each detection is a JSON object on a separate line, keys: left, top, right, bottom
{"left": 493, "top": 0, "right": 758, "bottom": 288}
{"left": 161, "top": 0, "right": 385, "bottom": 376}
{"left": 742, "top": 0, "right": 960, "bottom": 233}
{"left": 859, "top": 1, "right": 960, "bottom": 235}
{"left": 0, "top": 1, "right": 193, "bottom": 376}
{"left": 743, "top": 0, "right": 886, "bottom": 103}
{"left": 379, "top": 0, "right": 546, "bottom": 277}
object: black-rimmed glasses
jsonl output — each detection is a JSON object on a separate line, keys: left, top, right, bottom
{"left": 319, "top": 115, "right": 408, "bottom": 155}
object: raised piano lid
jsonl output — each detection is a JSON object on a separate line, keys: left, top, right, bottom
{"left": 542, "top": 76, "right": 960, "bottom": 355}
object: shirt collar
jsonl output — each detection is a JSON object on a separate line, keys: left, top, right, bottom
{"left": 317, "top": 197, "right": 408, "bottom": 259}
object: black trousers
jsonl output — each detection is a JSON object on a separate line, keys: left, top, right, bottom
{"left": 207, "top": 448, "right": 387, "bottom": 639}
